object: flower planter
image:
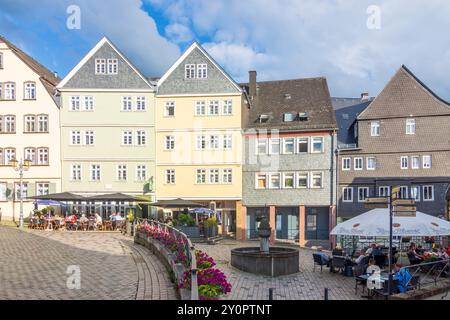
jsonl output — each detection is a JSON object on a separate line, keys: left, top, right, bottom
{"left": 204, "top": 226, "right": 218, "bottom": 239}
{"left": 178, "top": 226, "right": 200, "bottom": 238}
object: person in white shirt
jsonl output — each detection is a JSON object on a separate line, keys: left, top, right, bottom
{"left": 355, "top": 249, "right": 367, "bottom": 265}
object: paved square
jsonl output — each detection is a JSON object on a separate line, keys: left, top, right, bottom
{"left": 0, "top": 227, "right": 177, "bottom": 300}
{"left": 196, "top": 240, "right": 363, "bottom": 300}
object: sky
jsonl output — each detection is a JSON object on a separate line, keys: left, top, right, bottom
{"left": 1, "top": 0, "right": 450, "bottom": 99}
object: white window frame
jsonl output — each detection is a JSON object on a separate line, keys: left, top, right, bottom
{"left": 37, "top": 148, "right": 49, "bottom": 165}
{"left": 209, "top": 135, "right": 220, "bottom": 150}
{"left": 90, "top": 164, "right": 101, "bottom": 181}
{"left": 116, "top": 165, "right": 128, "bottom": 181}
{"left": 71, "top": 164, "right": 82, "bottom": 181}
{"left": 342, "top": 157, "right": 351, "bottom": 171}
{"left": 4, "top": 82, "right": 15, "bottom": 100}
{"left": 122, "top": 96, "right": 133, "bottom": 112}
{"left": 354, "top": 157, "right": 363, "bottom": 171}
{"left": 406, "top": 119, "right": 416, "bottom": 135}
{"left": 366, "top": 157, "right": 376, "bottom": 171}
{"left": 165, "top": 170, "right": 176, "bottom": 185}
{"left": 83, "top": 96, "right": 94, "bottom": 111}
{"left": 84, "top": 131, "right": 95, "bottom": 146}
{"left": 371, "top": 121, "right": 380, "bottom": 136}
{"left": 122, "top": 130, "right": 133, "bottom": 145}
{"left": 223, "top": 100, "right": 233, "bottom": 115}
{"left": 70, "top": 131, "right": 82, "bottom": 145}
{"left": 283, "top": 137, "right": 295, "bottom": 154}
{"left": 95, "top": 59, "right": 106, "bottom": 74}
{"left": 269, "top": 138, "right": 280, "bottom": 155}
{"left": 196, "top": 135, "right": 207, "bottom": 150}
{"left": 256, "top": 138, "right": 268, "bottom": 155}
{"left": 185, "top": 64, "right": 195, "bottom": 79}
{"left": 136, "top": 97, "right": 147, "bottom": 111}
{"left": 310, "top": 172, "right": 323, "bottom": 189}
{"left": 401, "top": 156, "right": 409, "bottom": 170}
{"left": 70, "top": 96, "right": 81, "bottom": 111}
{"left": 422, "top": 155, "right": 432, "bottom": 169}
{"left": 358, "top": 187, "right": 369, "bottom": 202}
{"left": 208, "top": 100, "right": 220, "bottom": 116}
{"left": 269, "top": 173, "right": 281, "bottom": 189}
{"left": 36, "top": 183, "right": 50, "bottom": 197}
{"left": 24, "top": 147, "right": 36, "bottom": 165}
{"left": 164, "top": 101, "right": 175, "bottom": 117}
{"left": 107, "top": 59, "right": 118, "bottom": 75}
{"left": 379, "top": 186, "right": 390, "bottom": 197}
{"left": 195, "top": 101, "right": 206, "bottom": 116}
{"left": 311, "top": 137, "right": 324, "bottom": 153}
{"left": 222, "top": 169, "right": 233, "bottom": 184}
{"left": 296, "top": 172, "right": 309, "bottom": 189}
{"left": 136, "top": 165, "right": 147, "bottom": 182}
{"left": 422, "top": 185, "right": 434, "bottom": 201}
{"left": 197, "top": 64, "right": 208, "bottom": 79}
{"left": 399, "top": 186, "right": 409, "bottom": 199}
{"left": 24, "top": 82, "right": 36, "bottom": 100}
{"left": 223, "top": 135, "right": 233, "bottom": 150}
{"left": 24, "top": 115, "right": 36, "bottom": 133}
{"left": 297, "top": 137, "right": 309, "bottom": 154}
{"left": 196, "top": 169, "right": 207, "bottom": 184}
{"left": 136, "top": 130, "right": 147, "bottom": 146}
{"left": 282, "top": 172, "right": 295, "bottom": 189}
{"left": 343, "top": 187, "right": 353, "bottom": 202}
{"left": 165, "top": 136, "right": 175, "bottom": 150}
{"left": 208, "top": 169, "right": 220, "bottom": 184}
{"left": 256, "top": 173, "right": 268, "bottom": 189}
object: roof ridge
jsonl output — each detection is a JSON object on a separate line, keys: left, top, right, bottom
{"left": 0, "top": 35, "right": 60, "bottom": 85}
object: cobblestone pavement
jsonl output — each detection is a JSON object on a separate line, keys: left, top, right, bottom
{"left": 196, "top": 240, "right": 363, "bottom": 300}
{"left": 0, "top": 227, "right": 177, "bottom": 300}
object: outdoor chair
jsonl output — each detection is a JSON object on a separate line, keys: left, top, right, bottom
{"left": 312, "top": 253, "right": 328, "bottom": 272}
{"left": 114, "top": 220, "right": 124, "bottom": 231}
{"left": 332, "top": 249, "right": 344, "bottom": 256}
{"left": 87, "top": 220, "right": 96, "bottom": 231}
{"left": 331, "top": 256, "right": 346, "bottom": 274}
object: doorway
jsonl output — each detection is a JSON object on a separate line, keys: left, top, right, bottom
{"left": 275, "top": 207, "right": 299, "bottom": 241}
{"left": 305, "top": 207, "right": 329, "bottom": 240}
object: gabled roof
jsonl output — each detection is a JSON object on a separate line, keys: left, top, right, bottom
{"left": 358, "top": 65, "right": 450, "bottom": 120}
{"left": 332, "top": 97, "right": 372, "bottom": 147}
{"left": 157, "top": 42, "right": 242, "bottom": 93}
{"left": 57, "top": 37, "right": 153, "bottom": 89}
{"left": 0, "top": 35, "right": 60, "bottom": 99}
{"left": 243, "top": 77, "right": 337, "bottom": 131}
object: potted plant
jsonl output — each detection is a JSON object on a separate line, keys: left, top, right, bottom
{"left": 203, "top": 216, "right": 218, "bottom": 239}
{"left": 177, "top": 213, "right": 200, "bottom": 238}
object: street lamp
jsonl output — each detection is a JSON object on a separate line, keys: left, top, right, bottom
{"left": 9, "top": 158, "right": 32, "bottom": 229}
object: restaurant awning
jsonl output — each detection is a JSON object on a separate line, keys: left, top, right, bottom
{"left": 34, "top": 199, "right": 67, "bottom": 206}
{"left": 331, "top": 208, "right": 450, "bottom": 237}
{"left": 29, "top": 192, "right": 86, "bottom": 201}
{"left": 86, "top": 193, "right": 141, "bottom": 202}
{"left": 149, "top": 198, "right": 206, "bottom": 208}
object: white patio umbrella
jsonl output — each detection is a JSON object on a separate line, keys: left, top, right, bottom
{"left": 330, "top": 208, "right": 450, "bottom": 237}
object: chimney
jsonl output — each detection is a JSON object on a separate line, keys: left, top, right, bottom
{"left": 361, "top": 92, "right": 369, "bottom": 101}
{"left": 54, "top": 71, "right": 58, "bottom": 78}
{"left": 249, "top": 70, "right": 257, "bottom": 99}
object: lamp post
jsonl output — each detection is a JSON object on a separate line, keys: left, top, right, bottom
{"left": 9, "top": 158, "right": 32, "bottom": 229}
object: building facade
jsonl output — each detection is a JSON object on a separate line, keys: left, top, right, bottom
{"left": 155, "top": 42, "right": 244, "bottom": 235}
{"left": 337, "top": 66, "right": 450, "bottom": 221}
{"left": 57, "top": 37, "right": 156, "bottom": 216}
{"left": 240, "top": 72, "right": 338, "bottom": 247}
{"left": 0, "top": 36, "right": 61, "bottom": 221}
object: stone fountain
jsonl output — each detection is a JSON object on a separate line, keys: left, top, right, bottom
{"left": 231, "top": 216, "right": 299, "bottom": 277}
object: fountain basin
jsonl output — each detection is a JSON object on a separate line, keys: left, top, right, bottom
{"left": 231, "top": 247, "right": 299, "bottom": 277}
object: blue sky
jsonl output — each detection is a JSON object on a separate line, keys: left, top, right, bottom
{"left": 1, "top": 0, "right": 450, "bottom": 99}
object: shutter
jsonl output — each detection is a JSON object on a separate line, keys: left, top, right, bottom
{"left": 6, "top": 183, "right": 14, "bottom": 200}
{"left": 27, "top": 183, "right": 35, "bottom": 199}
{"left": 49, "top": 183, "right": 56, "bottom": 194}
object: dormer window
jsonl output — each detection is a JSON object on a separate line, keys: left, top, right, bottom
{"left": 298, "top": 112, "right": 308, "bottom": 121}
{"left": 283, "top": 113, "right": 295, "bottom": 122}
{"left": 197, "top": 64, "right": 207, "bottom": 79}
{"left": 258, "top": 114, "right": 270, "bottom": 123}
{"left": 185, "top": 64, "right": 195, "bottom": 79}
{"left": 95, "top": 59, "right": 106, "bottom": 74}
{"left": 107, "top": 59, "right": 118, "bottom": 74}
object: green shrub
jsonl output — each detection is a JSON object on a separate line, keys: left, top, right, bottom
{"left": 203, "top": 216, "right": 218, "bottom": 229}
{"left": 177, "top": 213, "right": 196, "bottom": 226}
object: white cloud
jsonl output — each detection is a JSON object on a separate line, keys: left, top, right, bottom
{"left": 152, "top": 0, "right": 450, "bottom": 99}
{"left": 165, "top": 23, "right": 194, "bottom": 44}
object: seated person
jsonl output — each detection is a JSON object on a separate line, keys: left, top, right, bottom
{"left": 94, "top": 213, "right": 103, "bottom": 228}
{"left": 355, "top": 249, "right": 367, "bottom": 265}
{"left": 415, "top": 245, "right": 424, "bottom": 255}
{"left": 366, "top": 244, "right": 377, "bottom": 256}
{"left": 366, "top": 259, "right": 381, "bottom": 275}
{"left": 315, "top": 247, "right": 331, "bottom": 267}
{"left": 371, "top": 245, "right": 382, "bottom": 256}
{"left": 407, "top": 244, "right": 424, "bottom": 264}
{"left": 80, "top": 214, "right": 89, "bottom": 224}
{"left": 393, "top": 263, "right": 412, "bottom": 293}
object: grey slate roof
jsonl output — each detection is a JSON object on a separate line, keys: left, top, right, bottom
{"left": 332, "top": 97, "right": 372, "bottom": 147}
{"left": 358, "top": 65, "right": 450, "bottom": 120}
{"left": 242, "top": 77, "right": 337, "bottom": 132}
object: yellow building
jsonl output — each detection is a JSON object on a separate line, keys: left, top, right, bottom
{"left": 156, "top": 42, "right": 245, "bottom": 235}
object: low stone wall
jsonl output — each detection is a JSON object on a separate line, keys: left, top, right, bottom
{"left": 134, "top": 230, "right": 192, "bottom": 300}
{"left": 390, "top": 281, "right": 450, "bottom": 300}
